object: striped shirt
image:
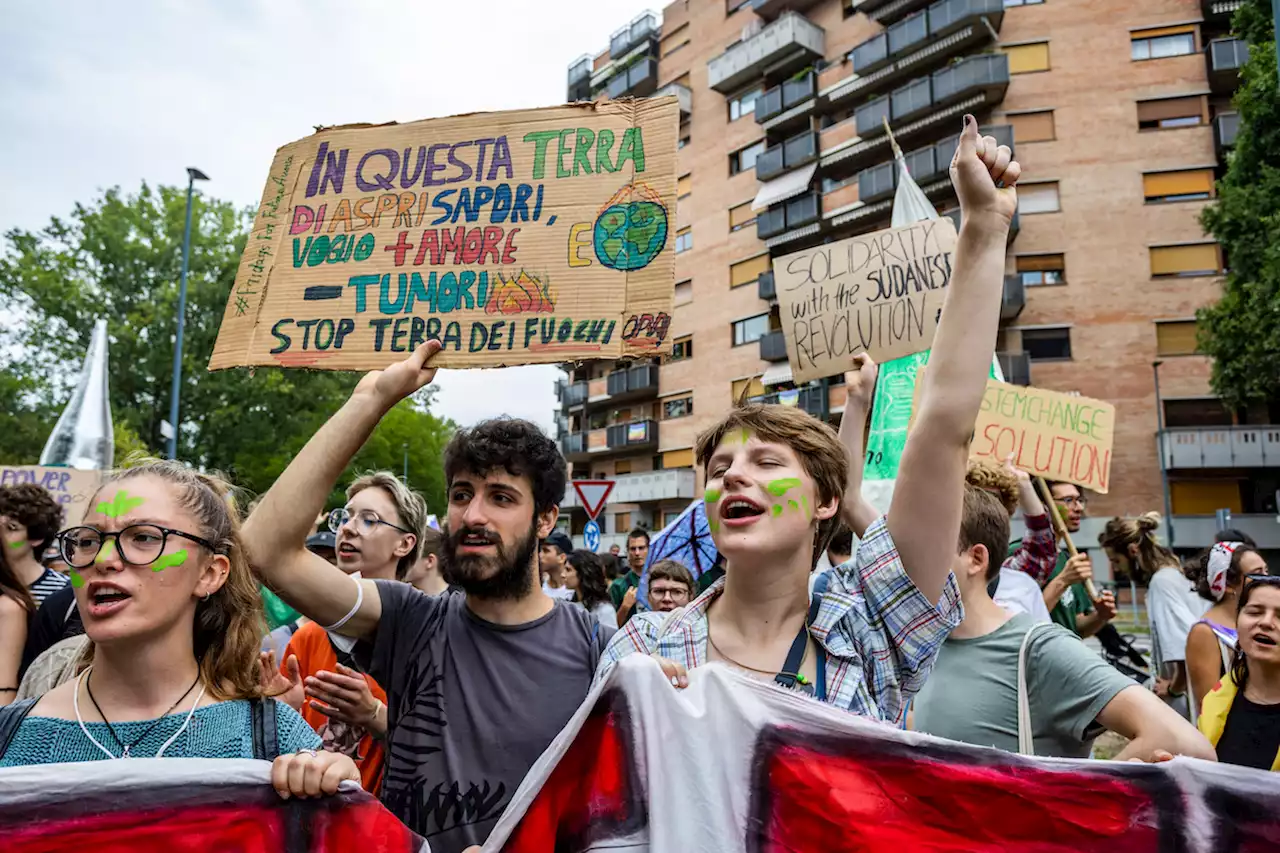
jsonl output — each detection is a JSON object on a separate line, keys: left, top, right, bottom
{"left": 28, "top": 568, "right": 69, "bottom": 608}
{"left": 593, "top": 516, "right": 962, "bottom": 723}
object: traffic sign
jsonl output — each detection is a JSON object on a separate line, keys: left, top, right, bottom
{"left": 572, "top": 480, "right": 615, "bottom": 520}
{"left": 583, "top": 519, "right": 601, "bottom": 553}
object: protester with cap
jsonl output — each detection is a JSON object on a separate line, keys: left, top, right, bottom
{"left": 539, "top": 531, "right": 575, "bottom": 601}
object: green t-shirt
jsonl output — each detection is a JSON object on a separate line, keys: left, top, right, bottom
{"left": 1007, "top": 542, "right": 1093, "bottom": 636}
{"left": 609, "top": 570, "right": 640, "bottom": 610}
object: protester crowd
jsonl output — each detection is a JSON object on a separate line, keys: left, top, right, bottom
{"left": 3, "top": 119, "right": 1280, "bottom": 850}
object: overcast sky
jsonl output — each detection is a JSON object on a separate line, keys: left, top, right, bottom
{"left": 0, "top": 0, "right": 655, "bottom": 431}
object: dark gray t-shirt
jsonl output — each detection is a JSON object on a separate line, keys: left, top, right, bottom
{"left": 913, "top": 613, "right": 1132, "bottom": 758}
{"left": 359, "top": 582, "right": 610, "bottom": 852}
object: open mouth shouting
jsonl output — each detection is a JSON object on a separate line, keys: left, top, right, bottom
{"left": 458, "top": 529, "right": 497, "bottom": 554}
{"left": 721, "top": 496, "right": 766, "bottom": 527}
{"left": 86, "top": 581, "right": 132, "bottom": 617}
{"left": 337, "top": 542, "right": 361, "bottom": 561}
{"left": 1251, "top": 632, "right": 1278, "bottom": 649}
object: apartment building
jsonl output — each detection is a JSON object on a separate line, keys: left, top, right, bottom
{"left": 556, "top": 0, "right": 1274, "bottom": 555}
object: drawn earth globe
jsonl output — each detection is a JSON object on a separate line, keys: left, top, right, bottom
{"left": 592, "top": 201, "right": 668, "bottom": 271}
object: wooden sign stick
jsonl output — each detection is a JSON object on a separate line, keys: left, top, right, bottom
{"left": 1034, "top": 476, "right": 1100, "bottom": 602}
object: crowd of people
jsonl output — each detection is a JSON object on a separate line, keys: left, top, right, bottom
{"left": 1, "top": 119, "right": 1279, "bottom": 850}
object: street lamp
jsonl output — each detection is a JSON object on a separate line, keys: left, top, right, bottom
{"left": 1153, "top": 360, "right": 1175, "bottom": 547}
{"left": 167, "top": 167, "right": 210, "bottom": 460}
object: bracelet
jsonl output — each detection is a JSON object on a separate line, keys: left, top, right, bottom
{"left": 324, "top": 575, "right": 364, "bottom": 633}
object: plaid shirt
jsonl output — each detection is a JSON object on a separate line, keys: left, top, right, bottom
{"left": 1001, "top": 513, "right": 1058, "bottom": 586}
{"left": 592, "top": 516, "right": 962, "bottom": 724}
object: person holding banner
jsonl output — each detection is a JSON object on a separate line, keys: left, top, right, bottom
{"left": 0, "top": 460, "right": 360, "bottom": 800}
{"left": 593, "top": 117, "right": 1020, "bottom": 720}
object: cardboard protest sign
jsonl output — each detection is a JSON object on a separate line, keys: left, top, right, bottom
{"left": 0, "top": 465, "right": 103, "bottom": 526}
{"left": 210, "top": 99, "right": 680, "bottom": 372}
{"left": 486, "top": 657, "right": 1280, "bottom": 852}
{"left": 971, "top": 381, "right": 1115, "bottom": 494}
{"left": 773, "top": 218, "right": 956, "bottom": 384}
{"left": 0, "top": 759, "right": 424, "bottom": 853}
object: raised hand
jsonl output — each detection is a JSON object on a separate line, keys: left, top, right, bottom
{"left": 949, "top": 114, "right": 1021, "bottom": 225}
{"left": 844, "top": 353, "right": 879, "bottom": 412}
{"left": 305, "top": 664, "right": 381, "bottom": 729}
{"left": 260, "top": 651, "right": 305, "bottom": 711}
{"left": 353, "top": 339, "right": 442, "bottom": 409}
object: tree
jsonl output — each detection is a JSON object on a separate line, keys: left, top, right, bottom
{"left": 0, "top": 183, "right": 452, "bottom": 513}
{"left": 1198, "top": 0, "right": 1280, "bottom": 410}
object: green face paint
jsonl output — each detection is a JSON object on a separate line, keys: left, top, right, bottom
{"left": 771, "top": 504, "right": 783, "bottom": 517}
{"left": 151, "top": 549, "right": 188, "bottom": 573}
{"left": 94, "top": 539, "right": 116, "bottom": 564}
{"left": 766, "top": 478, "right": 802, "bottom": 497}
{"left": 788, "top": 499, "right": 799, "bottom": 511}
{"left": 709, "top": 519, "right": 721, "bottom": 534}
{"left": 7, "top": 540, "right": 23, "bottom": 549}
{"left": 96, "top": 490, "right": 145, "bottom": 518}
{"left": 70, "top": 571, "right": 85, "bottom": 588}
{"left": 703, "top": 488, "right": 722, "bottom": 506}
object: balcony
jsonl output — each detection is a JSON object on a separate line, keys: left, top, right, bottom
{"left": 607, "top": 419, "right": 659, "bottom": 452}
{"left": 851, "top": 0, "right": 1003, "bottom": 80}
{"left": 997, "top": 352, "right": 1031, "bottom": 386}
{"left": 560, "top": 432, "right": 587, "bottom": 460}
{"left": 610, "top": 12, "right": 659, "bottom": 59}
{"left": 1001, "top": 274, "right": 1025, "bottom": 321}
{"left": 757, "top": 206, "right": 788, "bottom": 239}
{"left": 656, "top": 82, "right": 692, "bottom": 116}
{"left": 758, "top": 270, "right": 777, "bottom": 301}
{"left": 555, "top": 413, "right": 569, "bottom": 439}
{"left": 756, "top": 70, "right": 818, "bottom": 134}
{"left": 822, "top": 177, "right": 861, "bottom": 216}
{"left": 858, "top": 160, "right": 897, "bottom": 203}
{"left": 852, "top": 122, "right": 1012, "bottom": 209}
{"left": 1207, "top": 38, "right": 1250, "bottom": 93}
{"left": 932, "top": 53, "right": 1009, "bottom": 106}
{"left": 759, "top": 192, "right": 822, "bottom": 246}
{"left": 560, "top": 468, "right": 697, "bottom": 509}
{"left": 756, "top": 130, "right": 818, "bottom": 180}
{"left": 891, "top": 75, "right": 934, "bottom": 124}
{"left": 607, "top": 58, "right": 658, "bottom": 100}
{"left": 752, "top": 385, "right": 827, "bottom": 417}
{"left": 751, "top": 0, "right": 824, "bottom": 22}
{"left": 1202, "top": 0, "right": 1244, "bottom": 19}
{"left": 1215, "top": 112, "right": 1240, "bottom": 153}
{"left": 708, "top": 12, "right": 825, "bottom": 94}
{"left": 760, "top": 329, "right": 789, "bottom": 361}
{"left": 605, "top": 364, "right": 660, "bottom": 402}
{"left": 565, "top": 380, "right": 588, "bottom": 407}
{"left": 567, "top": 56, "right": 592, "bottom": 102}
{"left": 1167, "top": 514, "right": 1280, "bottom": 549}
{"left": 554, "top": 377, "right": 567, "bottom": 402}
{"left": 888, "top": 11, "right": 930, "bottom": 59}
{"left": 1161, "top": 426, "right": 1280, "bottom": 469}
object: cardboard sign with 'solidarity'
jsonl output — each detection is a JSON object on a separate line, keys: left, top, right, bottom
{"left": 209, "top": 99, "right": 679, "bottom": 372}
{"left": 773, "top": 218, "right": 957, "bottom": 383}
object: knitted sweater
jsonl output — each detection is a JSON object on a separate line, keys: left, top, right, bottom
{"left": 0, "top": 698, "right": 321, "bottom": 767}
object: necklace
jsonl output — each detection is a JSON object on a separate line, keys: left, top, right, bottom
{"left": 78, "top": 666, "right": 203, "bottom": 759}
{"left": 707, "top": 624, "right": 810, "bottom": 685}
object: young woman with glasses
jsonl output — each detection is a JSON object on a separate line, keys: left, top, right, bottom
{"left": 1199, "top": 576, "right": 1280, "bottom": 770}
{"left": 0, "top": 460, "right": 359, "bottom": 799}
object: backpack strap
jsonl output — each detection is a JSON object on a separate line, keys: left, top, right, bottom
{"left": 250, "top": 697, "right": 280, "bottom": 761}
{"left": 1016, "top": 622, "right": 1056, "bottom": 756}
{"left": 0, "top": 699, "right": 39, "bottom": 761}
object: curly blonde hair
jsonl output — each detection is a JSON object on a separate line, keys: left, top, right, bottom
{"left": 965, "top": 460, "right": 1019, "bottom": 516}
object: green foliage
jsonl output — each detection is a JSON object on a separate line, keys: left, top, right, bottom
{"left": 112, "top": 420, "right": 151, "bottom": 467}
{"left": 1198, "top": 0, "right": 1280, "bottom": 409}
{"left": 0, "top": 183, "right": 453, "bottom": 514}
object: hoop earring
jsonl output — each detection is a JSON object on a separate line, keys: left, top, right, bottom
{"left": 201, "top": 593, "right": 211, "bottom": 602}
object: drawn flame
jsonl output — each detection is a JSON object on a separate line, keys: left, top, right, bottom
{"left": 486, "top": 270, "right": 556, "bottom": 315}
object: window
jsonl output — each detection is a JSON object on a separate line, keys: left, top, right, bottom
{"left": 730, "top": 254, "right": 771, "bottom": 288}
{"left": 662, "top": 24, "right": 691, "bottom": 57}
{"left": 614, "top": 459, "right": 633, "bottom": 475}
{"left": 1131, "top": 25, "right": 1196, "bottom": 60}
{"left": 732, "top": 314, "right": 770, "bottom": 346}
{"left": 1018, "top": 182, "right": 1060, "bottom": 213}
{"left": 675, "top": 227, "right": 692, "bottom": 253}
{"left": 1143, "top": 169, "right": 1214, "bottom": 203}
{"left": 677, "top": 173, "right": 692, "bottom": 198}
{"left": 1021, "top": 327, "right": 1072, "bottom": 361}
{"left": 1004, "top": 41, "right": 1050, "bottom": 74}
{"left": 663, "top": 395, "right": 694, "bottom": 419}
{"left": 1137, "top": 95, "right": 1207, "bottom": 129}
{"left": 668, "top": 335, "right": 693, "bottom": 362}
{"left": 729, "top": 201, "right": 757, "bottom": 231}
{"left": 614, "top": 512, "right": 632, "bottom": 533}
{"left": 663, "top": 448, "right": 695, "bottom": 468}
{"left": 1007, "top": 110, "right": 1055, "bottom": 142}
{"left": 1016, "top": 253, "right": 1065, "bottom": 286}
{"left": 674, "top": 279, "right": 693, "bottom": 305}
{"left": 731, "top": 375, "right": 766, "bottom": 402}
{"left": 730, "top": 139, "right": 767, "bottom": 175}
{"left": 1155, "top": 320, "right": 1200, "bottom": 356}
{"left": 1150, "top": 243, "right": 1223, "bottom": 277}
{"left": 729, "top": 86, "right": 763, "bottom": 121}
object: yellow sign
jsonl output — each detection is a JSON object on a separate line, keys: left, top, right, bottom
{"left": 210, "top": 99, "right": 679, "bottom": 371}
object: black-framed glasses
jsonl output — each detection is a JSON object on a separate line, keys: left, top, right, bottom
{"left": 327, "top": 508, "right": 413, "bottom": 537}
{"left": 58, "top": 524, "right": 221, "bottom": 570}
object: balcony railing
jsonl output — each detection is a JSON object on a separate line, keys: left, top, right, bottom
{"left": 859, "top": 160, "right": 897, "bottom": 203}
{"left": 560, "top": 433, "right": 587, "bottom": 457}
{"left": 932, "top": 53, "right": 1009, "bottom": 105}
{"left": 1161, "top": 426, "right": 1280, "bottom": 469}
{"left": 565, "top": 381, "right": 589, "bottom": 406}
{"left": 757, "top": 206, "right": 788, "bottom": 239}
{"left": 560, "top": 468, "right": 697, "bottom": 508}
{"left": 708, "top": 12, "right": 825, "bottom": 93}
{"left": 888, "top": 11, "right": 929, "bottom": 57}
{"left": 751, "top": 0, "right": 824, "bottom": 21}
{"left": 567, "top": 56, "right": 593, "bottom": 102}
{"left": 758, "top": 192, "right": 820, "bottom": 240}
{"left": 1001, "top": 274, "right": 1025, "bottom": 321}
{"left": 752, "top": 385, "right": 827, "bottom": 416}
{"left": 610, "top": 12, "right": 658, "bottom": 58}
{"left": 656, "top": 82, "right": 692, "bottom": 115}
{"left": 997, "top": 352, "right": 1031, "bottom": 386}
{"left": 1208, "top": 38, "right": 1250, "bottom": 93}
{"left": 756, "top": 70, "right": 818, "bottom": 129}
{"left": 1202, "top": 0, "right": 1244, "bottom": 19}
{"left": 607, "top": 58, "right": 658, "bottom": 99}
{"left": 605, "top": 364, "right": 660, "bottom": 399}
{"left": 759, "top": 329, "right": 788, "bottom": 361}
{"left": 1216, "top": 112, "right": 1240, "bottom": 151}
{"left": 891, "top": 75, "right": 933, "bottom": 124}
{"left": 758, "top": 270, "right": 777, "bottom": 301}
{"left": 851, "top": 0, "right": 1003, "bottom": 77}
{"left": 756, "top": 130, "right": 818, "bottom": 180}
{"left": 606, "top": 419, "right": 659, "bottom": 450}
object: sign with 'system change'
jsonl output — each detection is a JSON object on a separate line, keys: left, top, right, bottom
{"left": 773, "top": 218, "right": 957, "bottom": 383}
{"left": 209, "top": 99, "right": 680, "bottom": 372}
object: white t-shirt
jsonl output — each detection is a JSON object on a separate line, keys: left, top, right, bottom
{"left": 1147, "top": 566, "right": 1210, "bottom": 670}
{"left": 993, "top": 568, "right": 1052, "bottom": 623}
{"left": 590, "top": 600, "right": 617, "bottom": 628}
{"left": 542, "top": 583, "right": 575, "bottom": 601}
